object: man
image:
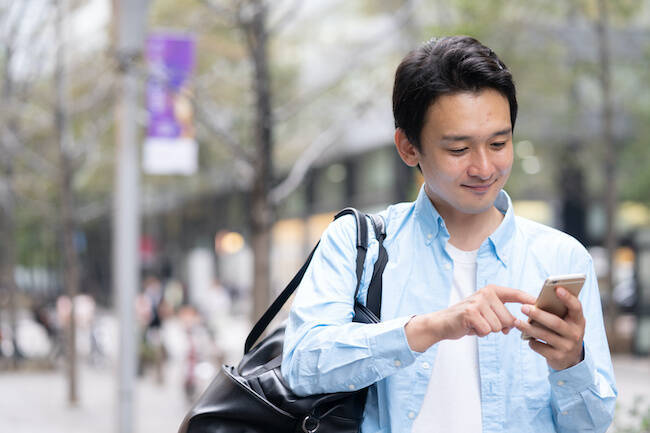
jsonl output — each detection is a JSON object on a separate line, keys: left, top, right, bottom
{"left": 282, "top": 36, "right": 616, "bottom": 433}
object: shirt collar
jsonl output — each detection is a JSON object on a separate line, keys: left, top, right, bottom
{"left": 413, "top": 184, "right": 515, "bottom": 266}
{"left": 487, "top": 189, "right": 515, "bottom": 267}
{"left": 414, "top": 185, "right": 449, "bottom": 244}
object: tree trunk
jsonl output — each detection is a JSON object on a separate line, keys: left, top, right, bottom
{"left": 246, "top": 0, "right": 274, "bottom": 322}
{"left": 596, "top": 0, "right": 618, "bottom": 336}
{"left": 559, "top": 5, "right": 588, "bottom": 246}
{"left": 55, "top": 0, "right": 79, "bottom": 405}
{"left": 59, "top": 146, "right": 80, "bottom": 406}
{"left": 1, "top": 30, "right": 20, "bottom": 370}
{"left": 0, "top": 156, "right": 19, "bottom": 368}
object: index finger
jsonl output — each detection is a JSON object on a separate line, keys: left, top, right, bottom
{"left": 491, "top": 285, "right": 537, "bottom": 305}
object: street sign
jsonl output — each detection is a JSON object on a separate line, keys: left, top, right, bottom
{"left": 143, "top": 32, "right": 197, "bottom": 175}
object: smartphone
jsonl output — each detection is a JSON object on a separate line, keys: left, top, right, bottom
{"left": 521, "top": 273, "right": 586, "bottom": 340}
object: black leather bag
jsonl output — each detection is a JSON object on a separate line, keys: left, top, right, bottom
{"left": 178, "top": 208, "right": 388, "bottom": 433}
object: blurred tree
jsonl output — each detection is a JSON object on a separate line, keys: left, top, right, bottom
{"left": 147, "top": 0, "right": 650, "bottom": 323}
{"left": 148, "top": 0, "right": 422, "bottom": 320}
{"left": 55, "top": 0, "right": 80, "bottom": 405}
{"left": 1, "top": 0, "right": 115, "bottom": 405}
{"left": 594, "top": 0, "right": 617, "bottom": 333}
{"left": 0, "top": 1, "right": 22, "bottom": 367}
{"left": 2, "top": 0, "right": 649, "bottom": 346}
{"left": 0, "top": 0, "right": 60, "bottom": 367}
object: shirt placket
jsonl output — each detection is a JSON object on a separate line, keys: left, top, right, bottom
{"left": 477, "top": 249, "right": 505, "bottom": 433}
{"left": 403, "top": 229, "right": 451, "bottom": 430}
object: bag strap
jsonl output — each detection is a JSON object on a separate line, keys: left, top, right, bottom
{"left": 366, "top": 214, "right": 387, "bottom": 320}
{"left": 244, "top": 207, "right": 372, "bottom": 354}
{"left": 334, "top": 208, "right": 369, "bottom": 301}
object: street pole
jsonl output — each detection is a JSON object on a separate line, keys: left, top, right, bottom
{"left": 112, "top": 1, "right": 149, "bottom": 432}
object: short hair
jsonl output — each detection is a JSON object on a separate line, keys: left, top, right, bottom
{"left": 392, "top": 36, "right": 517, "bottom": 150}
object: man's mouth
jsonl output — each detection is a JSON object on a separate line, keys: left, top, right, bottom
{"left": 461, "top": 180, "right": 496, "bottom": 193}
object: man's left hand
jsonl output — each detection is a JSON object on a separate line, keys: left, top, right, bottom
{"left": 515, "top": 287, "right": 585, "bottom": 370}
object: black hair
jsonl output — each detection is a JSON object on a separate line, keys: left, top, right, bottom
{"left": 392, "top": 36, "right": 517, "bottom": 150}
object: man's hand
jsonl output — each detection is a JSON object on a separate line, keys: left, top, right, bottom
{"left": 405, "top": 285, "right": 536, "bottom": 352}
{"left": 514, "top": 286, "right": 585, "bottom": 370}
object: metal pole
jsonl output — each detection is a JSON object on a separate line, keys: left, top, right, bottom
{"left": 114, "top": 66, "right": 139, "bottom": 433}
{"left": 113, "top": 1, "right": 148, "bottom": 432}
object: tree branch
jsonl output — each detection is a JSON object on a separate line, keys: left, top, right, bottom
{"left": 1, "top": 1, "right": 31, "bottom": 47}
{"left": 201, "top": 0, "right": 240, "bottom": 26}
{"left": 69, "top": 110, "right": 115, "bottom": 171}
{"left": 194, "top": 96, "right": 255, "bottom": 167}
{"left": 273, "top": 0, "right": 421, "bottom": 124}
{"left": 70, "top": 76, "right": 116, "bottom": 116}
{"left": 269, "top": 98, "right": 373, "bottom": 205}
{"left": 267, "top": 0, "right": 303, "bottom": 36}
{"left": 1, "top": 124, "right": 58, "bottom": 178}
{"left": 74, "top": 198, "right": 111, "bottom": 224}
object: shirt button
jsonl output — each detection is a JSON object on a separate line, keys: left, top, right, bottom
{"left": 427, "top": 233, "right": 432, "bottom": 239}
{"left": 394, "top": 359, "right": 402, "bottom": 367}
{"left": 421, "top": 362, "right": 430, "bottom": 369}
{"left": 408, "top": 411, "right": 416, "bottom": 419}
{"left": 561, "top": 411, "right": 568, "bottom": 416}
{"left": 557, "top": 380, "right": 565, "bottom": 386}
{"left": 348, "top": 384, "right": 355, "bottom": 391}
{"left": 444, "top": 262, "right": 452, "bottom": 270}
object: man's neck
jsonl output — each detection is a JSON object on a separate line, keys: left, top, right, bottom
{"left": 426, "top": 189, "right": 505, "bottom": 251}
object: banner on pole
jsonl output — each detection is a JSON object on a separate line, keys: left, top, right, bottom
{"left": 143, "top": 32, "right": 197, "bottom": 175}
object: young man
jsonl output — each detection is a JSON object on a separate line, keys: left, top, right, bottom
{"left": 282, "top": 36, "right": 616, "bottom": 433}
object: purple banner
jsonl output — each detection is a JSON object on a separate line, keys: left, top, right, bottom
{"left": 146, "top": 33, "right": 196, "bottom": 139}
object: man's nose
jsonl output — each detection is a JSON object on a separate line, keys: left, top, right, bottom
{"left": 467, "top": 150, "right": 492, "bottom": 180}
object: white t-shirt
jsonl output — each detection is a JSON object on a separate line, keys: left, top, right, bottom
{"left": 411, "top": 242, "right": 482, "bottom": 433}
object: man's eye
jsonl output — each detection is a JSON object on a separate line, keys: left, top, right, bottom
{"left": 449, "top": 148, "right": 468, "bottom": 154}
{"left": 491, "top": 142, "right": 506, "bottom": 148}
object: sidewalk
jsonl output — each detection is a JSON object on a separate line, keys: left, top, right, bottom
{"left": 0, "top": 354, "right": 648, "bottom": 432}
{"left": 609, "top": 354, "right": 650, "bottom": 432}
{"left": 0, "top": 361, "right": 188, "bottom": 433}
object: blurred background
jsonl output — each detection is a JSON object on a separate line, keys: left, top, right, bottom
{"left": 1, "top": 0, "right": 649, "bottom": 432}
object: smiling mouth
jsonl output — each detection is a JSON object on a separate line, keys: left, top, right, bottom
{"left": 462, "top": 180, "right": 496, "bottom": 193}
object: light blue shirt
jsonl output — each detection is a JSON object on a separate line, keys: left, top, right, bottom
{"left": 282, "top": 186, "right": 617, "bottom": 433}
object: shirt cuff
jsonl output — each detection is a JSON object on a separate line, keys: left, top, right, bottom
{"left": 548, "top": 344, "right": 595, "bottom": 399}
{"left": 368, "top": 315, "right": 420, "bottom": 374}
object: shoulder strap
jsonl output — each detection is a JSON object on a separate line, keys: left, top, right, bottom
{"left": 244, "top": 207, "right": 370, "bottom": 354}
{"left": 333, "top": 208, "right": 369, "bottom": 302}
{"left": 366, "top": 214, "right": 387, "bottom": 320}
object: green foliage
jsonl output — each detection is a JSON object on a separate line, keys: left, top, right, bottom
{"left": 3, "top": 0, "right": 650, "bottom": 290}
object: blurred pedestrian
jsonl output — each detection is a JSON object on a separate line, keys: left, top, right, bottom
{"left": 136, "top": 275, "right": 170, "bottom": 384}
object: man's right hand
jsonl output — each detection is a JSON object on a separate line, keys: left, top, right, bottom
{"left": 405, "top": 285, "right": 536, "bottom": 353}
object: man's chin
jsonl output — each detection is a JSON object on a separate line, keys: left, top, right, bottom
{"left": 457, "top": 195, "right": 499, "bottom": 215}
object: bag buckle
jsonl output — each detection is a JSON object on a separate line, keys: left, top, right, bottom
{"left": 301, "top": 415, "right": 320, "bottom": 433}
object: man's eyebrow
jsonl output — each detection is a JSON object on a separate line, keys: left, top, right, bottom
{"left": 489, "top": 128, "right": 513, "bottom": 138}
{"left": 441, "top": 128, "right": 512, "bottom": 143}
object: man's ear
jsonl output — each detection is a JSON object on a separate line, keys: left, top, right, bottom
{"left": 394, "top": 128, "right": 420, "bottom": 167}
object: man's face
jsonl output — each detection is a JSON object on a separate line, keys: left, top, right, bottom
{"left": 415, "top": 89, "right": 513, "bottom": 217}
